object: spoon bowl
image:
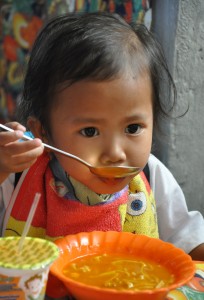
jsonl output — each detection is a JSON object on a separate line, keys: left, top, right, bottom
{"left": 89, "top": 165, "right": 141, "bottom": 178}
{"left": 0, "top": 124, "right": 142, "bottom": 178}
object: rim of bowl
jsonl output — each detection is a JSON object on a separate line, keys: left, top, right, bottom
{"left": 50, "top": 231, "right": 196, "bottom": 295}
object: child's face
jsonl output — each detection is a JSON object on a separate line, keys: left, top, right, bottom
{"left": 47, "top": 74, "right": 153, "bottom": 194}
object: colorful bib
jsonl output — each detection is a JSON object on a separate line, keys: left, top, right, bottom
{"left": 4, "top": 152, "right": 158, "bottom": 240}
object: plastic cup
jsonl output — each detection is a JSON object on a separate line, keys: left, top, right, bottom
{"left": 0, "top": 236, "right": 59, "bottom": 300}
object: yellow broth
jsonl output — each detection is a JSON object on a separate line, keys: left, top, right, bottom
{"left": 63, "top": 253, "right": 175, "bottom": 290}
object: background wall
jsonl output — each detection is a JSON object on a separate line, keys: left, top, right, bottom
{"left": 153, "top": 0, "right": 204, "bottom": 216}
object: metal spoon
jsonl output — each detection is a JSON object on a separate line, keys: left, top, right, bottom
{"left": 0, "top": 124, "right": 142, "bottom": 178}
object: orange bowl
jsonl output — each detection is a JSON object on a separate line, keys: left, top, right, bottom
{"left": 48, "top": 231, "right": 195, "bottom": 300}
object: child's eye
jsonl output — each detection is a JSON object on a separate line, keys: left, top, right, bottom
{"left": 80, "top": 127, "right": 99, "bottom": 137}
{"left": 125, "top": 124, "right": 141, "bottom": 135}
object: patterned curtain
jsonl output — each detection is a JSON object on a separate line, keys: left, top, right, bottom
{"left": 0, "top": 0, "right": 152, "bottom": 123}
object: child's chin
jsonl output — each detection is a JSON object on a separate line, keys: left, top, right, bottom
{"left": 90, "top": 179, "right": 128, "bottom": 194}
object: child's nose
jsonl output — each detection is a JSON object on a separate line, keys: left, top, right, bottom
{"left": 100, "top": 139, "right": 127, "bottom": 165}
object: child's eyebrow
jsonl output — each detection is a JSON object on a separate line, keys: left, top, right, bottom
{"left": 70, "top": 114, "right": 149, "bottom": 125}
{"left": 124, "top": 113, "right": 151, "bottom": 122}
{"left": 70, "top": 117, "right": 105, "bottom": 124}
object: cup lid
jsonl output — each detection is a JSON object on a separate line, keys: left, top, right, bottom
{"left": 0, "top": 236, "right": 59, "bottom": 270}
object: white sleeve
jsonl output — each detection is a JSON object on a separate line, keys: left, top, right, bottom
{"left": 0, "top": 174, "right": 15, "bottom": 235}
{"left": 148, "top": 154, "right": 204, "bottom": 254}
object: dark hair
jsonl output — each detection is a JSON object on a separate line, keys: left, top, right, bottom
{"left": 17, "top": 11, "right": 176, "bottom": 134}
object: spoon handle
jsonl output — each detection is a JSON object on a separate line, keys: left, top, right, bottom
{"left": 0, "top": 124, "right": 90, "bottom": 167}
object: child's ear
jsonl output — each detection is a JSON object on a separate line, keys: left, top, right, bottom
{"left": 27, "top": 117, "right": 48, "bottom": 143}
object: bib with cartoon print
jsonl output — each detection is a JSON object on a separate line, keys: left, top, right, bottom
{"left": 4, "top": 152, "right": 158, "bottom": 240}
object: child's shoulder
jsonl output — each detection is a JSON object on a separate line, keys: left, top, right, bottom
{"left": 148, "top": 153, "right": 176, "bottom": 178}
{"left": 147, "top": 153, "right": 182, "bottom": 192}
{"left": 148, "top": 153, "right": 168, "bottom": 169}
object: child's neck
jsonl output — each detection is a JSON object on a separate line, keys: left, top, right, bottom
{"left": 49, "top": 155, "right": 128, "bottom": 205}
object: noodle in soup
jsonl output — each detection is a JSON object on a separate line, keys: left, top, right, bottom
{"left": 63, "top": 253, "right": 175, "bottom": 290}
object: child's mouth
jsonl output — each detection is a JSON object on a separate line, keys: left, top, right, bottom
{"left": 98, "top": 177, "right": 125, "bottom": 185}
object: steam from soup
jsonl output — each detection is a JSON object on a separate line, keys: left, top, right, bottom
{"left": 63, "top": 253, "right": 175, "bottom": 290}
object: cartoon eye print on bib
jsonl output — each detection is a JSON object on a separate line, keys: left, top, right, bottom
{"left": 127, "top": 192, "right": 147, "bottom": 216}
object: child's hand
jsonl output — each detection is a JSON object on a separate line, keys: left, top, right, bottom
{"left": 0, "top": 122, "right": 44, "bottom": 184}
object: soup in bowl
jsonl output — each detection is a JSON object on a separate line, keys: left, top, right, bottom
{"left": 47, "top": 231, "right": 195, "bottom": 300}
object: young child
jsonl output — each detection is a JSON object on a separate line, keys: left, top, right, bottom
{"left": 0, "top": 11, "right": 204, "bottom": 269}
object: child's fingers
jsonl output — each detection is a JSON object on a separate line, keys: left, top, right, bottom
{"left": 3, "top": 122, "right": 26, "bottom": 132}
{"left": 2, "top": 158, "right": 39, "bottom": 174}
{"left": 0, "top": 122, "right": 27, "bottom": 146}
{"left": 12, "top": 160, "right": 38, "bottom": 173}
{"left": 0, "top": 130, "right": 25, "bottom": 146}
{"left": 0, "top": 145, "right": 44, "bottom": 174}
{"left": 3, "top": 138, "right": 43, "bottom": 155}
{"left": 9, "top": 147, "right": 44, "bottom": 170}
{"left": 0, "top": 124, "right": 43, "bottom": 175}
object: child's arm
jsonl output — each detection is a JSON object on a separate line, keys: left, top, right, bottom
{"left": 189, "top": 243, "right": 204, "bottom": 261}
{"left": 0, "top": 122, "right": 44, "bottom": 184}
{"left": 148, "top": 154, "right": 204, "bottom": 260}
